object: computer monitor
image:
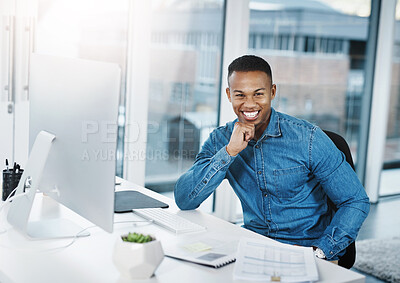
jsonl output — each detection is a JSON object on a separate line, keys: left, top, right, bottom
{"left": 7, "top": 54, "right": 121, "bottom": 238}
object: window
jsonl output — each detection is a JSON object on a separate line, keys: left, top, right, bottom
{"left": 379, "top": 0, "right": 400, "bottom": 196}
{"left": 248, "top": 0, "right": 371, "bottom": 165}
{"left": 35, "top": 0, "right": 129, "bottom": 176}
{"left": 144, "top": 0, "right": 225, "bottom": 193}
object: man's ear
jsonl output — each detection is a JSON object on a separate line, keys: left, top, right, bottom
{"left": 271, "top": 84, "right": 277, "bottom": 100}
{"left": 226, "top": 87, "right": 231, "bottom": 102}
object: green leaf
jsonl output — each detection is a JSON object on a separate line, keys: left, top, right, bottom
{"left": 121, "top": 232, "right": 154, "bottom": 243}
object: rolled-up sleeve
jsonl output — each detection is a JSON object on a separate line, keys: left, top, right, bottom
{"left": 309, "top": 127, "right": 370, "bottom": 259}
{"left": 174, "top": 131, "right": 236, "bottom": 210}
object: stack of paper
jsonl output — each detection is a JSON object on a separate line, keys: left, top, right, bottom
{"left": 234, "top": 237, "right": 319, "bottom": 282}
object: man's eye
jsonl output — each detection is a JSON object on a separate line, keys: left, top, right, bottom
{"left": 235, "top": 94, "right": 244, "bottom": 97}
{"left": 255, "top": 93, "right": 264, "bottom": 96}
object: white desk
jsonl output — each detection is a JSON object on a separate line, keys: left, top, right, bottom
{"left": 0, "top": 179, "right": 365, "bottom": 283}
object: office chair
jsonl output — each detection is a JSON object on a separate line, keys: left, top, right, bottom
{"left": 323, "top": 130, "right": 356, "bottom": 269}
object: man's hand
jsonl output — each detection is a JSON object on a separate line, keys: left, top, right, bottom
{"left": 226, "top": 122, "right": 255, "bottom": 156}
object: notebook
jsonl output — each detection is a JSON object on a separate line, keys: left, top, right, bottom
{"left": 163, "top": 232, "right": 238, "bottom": 268}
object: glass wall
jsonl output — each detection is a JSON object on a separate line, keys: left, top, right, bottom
{"left": 35, "top": 0, "right": 129, "bottom": 176}
{"left": 379, "top": 0, "right": 400, "bottom": 196}
{"left": 247, "top": 0, "right": 371, "bottom": 165}
{"left": 144, "top": 0, "right": 225, "bottom": 193}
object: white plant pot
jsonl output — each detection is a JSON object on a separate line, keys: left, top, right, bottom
{"left": 113, "top": 238, "right": 164, "bottom": 279}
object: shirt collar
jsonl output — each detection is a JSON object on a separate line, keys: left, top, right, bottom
{"left": 260, "top": 107, "right": 281, "bottom": 140}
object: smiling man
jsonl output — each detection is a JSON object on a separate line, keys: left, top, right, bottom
{"left": 174, "top": 55, "right": 369, "bottom": 265}
{"left": 225, "top": 63, "right": 276, "bottom": 154}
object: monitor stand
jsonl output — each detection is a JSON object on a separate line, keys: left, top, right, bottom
{"left": 7, "top": 131, "right": 89, "bottom": 239}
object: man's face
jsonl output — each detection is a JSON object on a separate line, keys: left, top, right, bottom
{"left": 226, "top": 71, "right": 276, "bottom": 137}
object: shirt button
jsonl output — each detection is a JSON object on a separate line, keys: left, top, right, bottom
{"left": 264, "top": 193, "right": 268, "bottom": 197}
{"left": 203, "top": 180, "right": 208, "bottom": 184}
{"left": 255, "top": 145, "right": 259, "bottom": 149}
{"left": 257, "top": 171, "right": 262, "bottom": 174}
{"left": 221, "top": 160, "right": 226, "bottom": 164}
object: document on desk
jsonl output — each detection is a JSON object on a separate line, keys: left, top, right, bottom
{"left": 234, "top": 237, "right": 319, "bottom": 282}
{"left": 163, "top": 232, "right": 238, "bottom": 268}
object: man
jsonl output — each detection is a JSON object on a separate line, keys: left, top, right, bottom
{"left": 174, "top": 55, "right": 370, "bottom": 262}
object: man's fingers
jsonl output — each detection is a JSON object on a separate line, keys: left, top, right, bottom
{"left": 233, "top": 122, "right": 256, "bottom": 142}
{"left": 244, "top": 126, "right": 255, "bottom": 142}
{"left": 228, "top": 123, "right": 256, "bottom": 156}
{"left": 235, "top": 123, "right": 255, "bottom": 142}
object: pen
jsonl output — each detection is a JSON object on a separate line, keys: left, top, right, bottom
{"left": 5, "top": 159, "right": 9, "bottom": 171}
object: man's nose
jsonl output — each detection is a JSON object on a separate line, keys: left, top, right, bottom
{"left": 244, "top": 96, "right": 256, "bottom": 108}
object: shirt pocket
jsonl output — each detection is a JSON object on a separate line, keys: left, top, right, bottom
{"left": 273, "top": 165, "right": 308, "bottom": 199}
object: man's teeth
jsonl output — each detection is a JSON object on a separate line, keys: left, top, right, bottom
{"left": 243, "top": 111, "right": 259, "bottom": 118}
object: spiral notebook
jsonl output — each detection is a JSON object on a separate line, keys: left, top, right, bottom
{"left": 163, "top": 232, "right": 238, "bottom": 268}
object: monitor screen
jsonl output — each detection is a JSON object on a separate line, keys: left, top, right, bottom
{"left": 27, "top": 54, "right": 120, "bottom": 233}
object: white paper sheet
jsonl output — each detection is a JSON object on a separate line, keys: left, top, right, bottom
{"left": 234, "top": 237, "right": 319, "bottom": 282}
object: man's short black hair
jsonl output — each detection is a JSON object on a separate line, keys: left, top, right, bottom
{"left": 228, "top": 55, "right": 273, "bottom": 84}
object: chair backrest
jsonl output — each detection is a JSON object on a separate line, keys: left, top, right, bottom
{"left": 323, "top": 130, "right": 356, "bottom": 269}
{"left": 323, "top": 130, "right": 355, "bottom": 170}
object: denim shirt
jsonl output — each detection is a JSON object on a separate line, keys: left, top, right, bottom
{"left": 174, "top": 108, "right": 370, "bottom": 260}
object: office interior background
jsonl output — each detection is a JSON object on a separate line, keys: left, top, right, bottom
{"left": 1, "top": 0, "right": 399, "bottom": 222}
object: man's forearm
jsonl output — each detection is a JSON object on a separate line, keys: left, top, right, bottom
{"left": 174, "top": 169, "right": 220, "bottom": 210}
{"left": 313, "top": 196, "right": 370, "bottom": 259}
{"left": 174, "top": 146, "right": 235, "bottom": 210}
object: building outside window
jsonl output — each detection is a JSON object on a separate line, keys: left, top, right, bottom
{"left": 248, "top": 0, "right": 371, "bottom": 166}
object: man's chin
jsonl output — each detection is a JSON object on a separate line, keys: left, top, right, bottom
{"left": 238, "top": 118, "right": 258, "bottom": 125}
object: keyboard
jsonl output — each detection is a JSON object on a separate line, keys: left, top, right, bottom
{"left": 132, "top": 208, "right": 206, "bottom": 234}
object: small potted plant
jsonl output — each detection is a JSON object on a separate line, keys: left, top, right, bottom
{"left": 113, "top": 232, "right": 164, "bottom": 279}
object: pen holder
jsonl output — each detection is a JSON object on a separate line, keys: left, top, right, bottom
{"left": 2, "top": 169, "right": 24, "bottom": 201}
